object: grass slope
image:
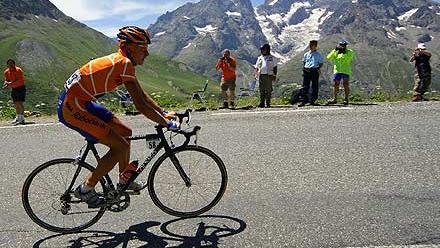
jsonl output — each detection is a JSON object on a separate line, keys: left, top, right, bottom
{"left": 0, "top": 15, "right": 218, "bottom": 114}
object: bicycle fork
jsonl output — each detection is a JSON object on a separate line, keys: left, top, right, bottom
{"left": 169, "top": 154, "right": 192, "bottom": 187}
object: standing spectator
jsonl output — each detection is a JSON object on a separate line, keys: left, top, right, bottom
{"left": 3, "top": 59, "right": 26, "bottom": 125}
{"left": 299, "top": 40, "right": 324, "bottom": 107}
{"left": 326, "top": 40, "right": 355, "bottom": 105}
{"left": 255, "top": 43, "right": 278, "bottom": 108}
{"left": 410, "top": 43, "right": 431, "bottom": 102}
{"left": 216, "top": 49, "right": 237, "bottom": 108}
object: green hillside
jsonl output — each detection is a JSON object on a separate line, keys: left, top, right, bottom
{"left": 0, "top": 1, "right": 218, "bottom": 114}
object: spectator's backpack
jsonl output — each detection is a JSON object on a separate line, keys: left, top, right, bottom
{"left": 290, "top": 88, "right": 303, "bottom": 105}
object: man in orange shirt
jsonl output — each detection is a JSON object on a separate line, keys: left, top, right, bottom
{"left": 3, "top": 59, "right": 26, "bottom": 125}
{"left": 57, "top": 26, "right": 179, "bottom": 208}
{"left": 216, "top": 49, "right": 237, "bottom": 109}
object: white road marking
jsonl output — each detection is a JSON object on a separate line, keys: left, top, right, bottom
{"left": 211, "top": 107, "right": 354, "bottom": 116}
{"left": 0, "top": 108, "right": 354, "bottom": 129}
{"left": 0, "top": 122, "right": 61, "bottom": 130}
{"left": 348, "top": 245, "right": 440, "bottom": 248}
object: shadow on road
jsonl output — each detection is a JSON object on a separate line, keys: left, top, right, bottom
{"left": 33, "top": 215, "right": 247, "bottom": 248}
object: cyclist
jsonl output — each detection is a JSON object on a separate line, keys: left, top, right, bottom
{"left": 57, "top": 26, "right": 179, "bottom": 208}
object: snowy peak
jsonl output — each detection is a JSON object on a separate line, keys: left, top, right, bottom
{"left": 255, "top": 0, "right": 440, "bottom": 63}
{"left": 148, "top": 0, "right": 266, "bottom": 73}
{"left": 255, "top": 1, "right": 334, "bottom": 63}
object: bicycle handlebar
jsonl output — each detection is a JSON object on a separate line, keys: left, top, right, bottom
{"left": 155, "top": 109, "right": 200, "bottom": 146}
{"left": 174, "top": 109, "right": 192, "bottom": 125}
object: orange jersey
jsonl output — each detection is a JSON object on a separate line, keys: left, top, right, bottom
{"left": 4, "top": 66, "right": 25, "bottom": 88}
{"left": 65, "top": 49, "right": 136, "bottom": 100}
{"left": 216, "top": 58, "right": 236, "bottom": 80}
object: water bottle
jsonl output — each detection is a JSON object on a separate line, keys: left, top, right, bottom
{"left": 120, "top": 160, "right": 139, "bottom": 182}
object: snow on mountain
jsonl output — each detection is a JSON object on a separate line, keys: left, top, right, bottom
{"left": 398, "top": 8, "right": 419, "bottom": 22}
{"left": 269, "top": 0, "right": 280, "bottom": 6}
{"left": 194, "top": 24, "right": 218, "bottom": 35}
{"left": 226, "top": 11, "right": 242, "bottom": 17}
{"left": 154, "top": 31, "right": 166, "bottom": 37}
{"left": 255, "top": 1, "right": 333, "bottom": 63}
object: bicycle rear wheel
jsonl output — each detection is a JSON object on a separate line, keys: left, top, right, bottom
{"left": 148, "top": 145, "right": 227, "bottom": 217}
{"left": 22, "top": 158, "right": 106, "bottom": 233}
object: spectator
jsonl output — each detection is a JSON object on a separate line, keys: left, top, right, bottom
{"left": 410, "top": 43, "right": 431, "bottom": 102}
{"left": 326, "top": 40, "right": 355, "bottom": 105}
{"left": 255, "top": 43, "right": 278, "bottom": 108}
{"left": 3, "top": 59, "right": 26, "bottom": 125}
{"left": 299, "top": 40, "right": 324, "bottom": 107}
{"left": 216, "top": 49, "right": 237, "bottom": 108}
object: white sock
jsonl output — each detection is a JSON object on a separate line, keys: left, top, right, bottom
{"left": 17, "top": 115, "right": 24, "bottom": 121}
{"left": 80, "top": 184, "right": 93, "bottom": 193}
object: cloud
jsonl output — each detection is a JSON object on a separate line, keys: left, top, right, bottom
{"left": 49, "top": 0, "right": 199, "bottom": 22}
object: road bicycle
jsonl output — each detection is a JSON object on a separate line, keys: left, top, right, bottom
{"left": 22, "top": 110, "right": 228, "bottom": 233}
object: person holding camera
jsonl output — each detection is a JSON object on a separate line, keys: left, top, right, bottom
{"left": 216, "top": 49, "right": 237, "bottom": 109}
{"left": 410, "top": 43, "right": 431, "bottom": 102}
{"left": 255, "top": 43, "right": 278, "bottom": 108}
{"left": 299, "top": 40, "right": 324, "bottom": 107}
{"left": 326, "top": 40, "right": 355, "bottom": 105}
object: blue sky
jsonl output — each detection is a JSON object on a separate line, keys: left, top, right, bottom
{"left": 49, "top": 0, "right": 265, "bottom": 37}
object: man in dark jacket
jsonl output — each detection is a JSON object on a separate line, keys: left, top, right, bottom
{"left": 410, "top": 43, "right": 431, "bottom": 102}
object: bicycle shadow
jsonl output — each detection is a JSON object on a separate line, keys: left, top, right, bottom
{"left": 33, "top": 215, "right": 247, "bottom": 248}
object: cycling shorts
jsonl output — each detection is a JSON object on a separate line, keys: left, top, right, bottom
{"left": 57, "top": 90, "right": 113, "bottom": 142}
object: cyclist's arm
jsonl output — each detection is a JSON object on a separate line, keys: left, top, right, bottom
{"left": 124, "top": 79, "right": 167, "bottom": 126}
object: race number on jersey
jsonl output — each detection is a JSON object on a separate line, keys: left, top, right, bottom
{"left": 64, "top": 70, "right": 82, "bottom": 90}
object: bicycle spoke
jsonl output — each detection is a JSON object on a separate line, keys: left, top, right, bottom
{"left": 35, "top": 173, "right": 58, "bottom": 194}
{"left": 192, "top": 181, "right": 222, "bottom": 185}
{"left": 190, "top": 187, "right": 210, "bottom": 205}
{"left": 57, "top": 163, "right": 67, "bottom": 189}
{"left": 174, "top": 186, "right": 186, "bottom": 207}
{"left": 185, "top": 189, "right": 189, "bottom": 210}
{"left": 50, "top": 165, "right": 66, "bottom": 190}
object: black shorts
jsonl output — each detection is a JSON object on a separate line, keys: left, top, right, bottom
{"left": 11, "top": 86, "right": 26, "bottom": 102}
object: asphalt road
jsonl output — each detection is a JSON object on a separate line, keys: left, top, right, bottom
{"left": 0, "top": 102, "right": 440, "bottom": 248}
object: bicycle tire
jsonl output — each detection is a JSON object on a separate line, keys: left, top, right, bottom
{"left": 148, "top": 145, "right": 227, "bottom": 217}
{"left": 22, "top": 158, "right": 106, "bottom": 233}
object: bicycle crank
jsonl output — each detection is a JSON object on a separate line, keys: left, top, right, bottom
{"left": 106, "top": 190, "right": 130, "bottom": 212}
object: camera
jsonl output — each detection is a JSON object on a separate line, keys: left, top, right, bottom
{"left": 220, "top": 57, "right": 230, "bottom": 62}
{"left": 335, "top": 46, "right": 346, "bottom": 54}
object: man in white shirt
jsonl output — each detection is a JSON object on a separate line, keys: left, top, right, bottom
{"left": 255, "top": 44, "right": 278, "bottom": 108}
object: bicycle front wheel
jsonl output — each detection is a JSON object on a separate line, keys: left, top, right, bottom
{"left": 148, "top": 145, "right": 227, "bottom": 217}
{"left": 22, "top": 158, "right": 106, "bottom": 233}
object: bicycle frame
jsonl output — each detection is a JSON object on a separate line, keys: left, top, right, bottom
{"left": 65, "top": 125, "right": 191, "bottom": 197}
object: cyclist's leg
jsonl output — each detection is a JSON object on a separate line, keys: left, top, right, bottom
{"left": 85, "top": 129, "right": 129, "bottom": 187}
{"left": 107, "top": 116, "right": 132, "bottom": 174}
{"left": 82, "top": 101, "right": 131, "bottom": 186}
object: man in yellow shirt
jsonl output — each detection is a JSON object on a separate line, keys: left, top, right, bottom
{"left": 326, "top": 40, "right": 355, "bottom": 105}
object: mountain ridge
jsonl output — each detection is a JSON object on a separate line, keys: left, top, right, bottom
{"left": 0, "top": 0, "right": 216, "bottom": 113}
{"left": 149, "top": 0, "right": 440, "bottom": 97}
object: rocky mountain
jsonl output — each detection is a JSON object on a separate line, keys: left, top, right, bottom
{"left": 0, "top": 0, "right": 213, "bottom": 113}
{"left": 148, "top": 0, "right": 267, "bottom": 84}
{"left": 149, "top": 0, "right": 440, "bottom": 97}
{"left": 272, "top": 0, "right": 440, "bottom": 96}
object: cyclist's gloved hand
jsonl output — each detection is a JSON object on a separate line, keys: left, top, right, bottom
{"left": 161, "top": 110, "right": 176, "bottom": 120}
{"left": 167, "top": 120, "right": 180, "bottom": 131}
